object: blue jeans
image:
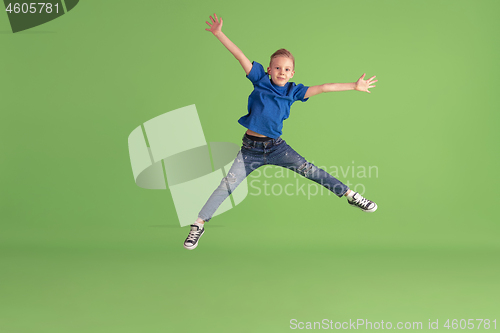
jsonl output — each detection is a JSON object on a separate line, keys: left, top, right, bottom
{"left": 198, "top": 134, "right": 350, "bottom": 222}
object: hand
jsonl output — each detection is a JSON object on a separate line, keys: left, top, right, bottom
{"left": 205, "top": 13, "right": 223, "bottom": 36}
{"left": 355, "top": 73, "right": 377, "bottom": 93}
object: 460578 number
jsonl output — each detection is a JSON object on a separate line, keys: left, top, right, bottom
{"left": 444, "top": 319, "right": 497, "bottom": 330}
{"left": 5, "top": 3, "right": 59, "bottom": 14}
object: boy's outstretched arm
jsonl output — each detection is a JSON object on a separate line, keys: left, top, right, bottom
{"left": 205, "top": 13, "right": 253, "bottom": 75}
{"left": 304, "top": 73, "right": 377, "bottom": 98}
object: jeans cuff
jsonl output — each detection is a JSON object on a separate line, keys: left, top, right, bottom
{"left": 198, "top": 215, "right": 210, "bottom": 223}
{"left": 340, "top": 187, "right": 350, "bottom": 198}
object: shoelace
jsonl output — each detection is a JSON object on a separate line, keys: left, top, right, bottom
{"left": 352, "top": 196, "right": 372, "bottom": 209}
{"left": 186, "top": 228, "right": 202, "bottom": 242}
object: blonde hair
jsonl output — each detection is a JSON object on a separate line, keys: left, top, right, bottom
{"left": 269, "top": 48, "right": 295, "bottom": 69}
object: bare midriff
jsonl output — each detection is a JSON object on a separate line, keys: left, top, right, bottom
{"left": 245, "top": 129, "right": 267, "bottom": 137}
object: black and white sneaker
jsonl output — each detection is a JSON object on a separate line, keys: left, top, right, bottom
{"left": 347, "top": 192, "right": 378, "bottom": 213}
{"left": 183, "top": 224, "right": 205, "bottom": 250}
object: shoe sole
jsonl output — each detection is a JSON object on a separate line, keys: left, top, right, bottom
{"left": 183, "top": 228, "right": 205, "bottom": 250}
{"left": 349, "top": 202, "right": 378, "bottom": 213}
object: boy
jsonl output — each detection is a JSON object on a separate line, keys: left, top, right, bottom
{"left": 184, "top": 13, "right": 378, "bottom": 250}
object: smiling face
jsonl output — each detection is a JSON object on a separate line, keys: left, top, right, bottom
{"left": 267, "top": 56, "right": 295, "bottom": 86}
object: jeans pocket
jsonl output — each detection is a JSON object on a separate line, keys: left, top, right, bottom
{"left": 242, "top": 142, "right": 254, "bottom": 150}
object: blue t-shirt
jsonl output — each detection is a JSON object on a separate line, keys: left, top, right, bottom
{"left": 238, "top": 61, "right": 309, "bottom": 139}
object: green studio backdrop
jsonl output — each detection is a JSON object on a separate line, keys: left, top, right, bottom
{"left": 1, "top": 0, "right": 499, "bottom": 332}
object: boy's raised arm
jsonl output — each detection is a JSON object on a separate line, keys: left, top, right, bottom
{"left": 304, "top": 74, "right": 378, "bottom": 99}
{"left": 205, "top": 13, "right": 253, "bottom": 76}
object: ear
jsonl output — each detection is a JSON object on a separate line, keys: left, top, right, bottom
{"left": 267, "top": 66, "right": 271, "bottom": 75}
{"left": 290, "top": 70, "right": 295, "bottom": 79}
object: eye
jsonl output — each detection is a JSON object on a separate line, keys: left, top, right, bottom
{"left": 286, "top": 69, "right": 290, "bottom": 71}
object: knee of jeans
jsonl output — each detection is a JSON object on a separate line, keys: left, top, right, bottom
{"left": 226, "top": 172, "right": 237, "bottom": 183}
{"left": 298, "top": 162, "right": 316, "bottom": 177}
{"left": 220, "top": 172, "right": 237, "bottom": 189}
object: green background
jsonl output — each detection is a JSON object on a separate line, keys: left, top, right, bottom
{"left": 1, "top": 0, "right": 499, "bottom": 332}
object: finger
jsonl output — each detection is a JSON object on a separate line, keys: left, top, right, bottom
{"left": 360, "top": 73, "right": 366, "bottom": 80}
{"left": 369, "top": 75, "right": 376, "bottom": 80}
{"left": 214, "top": 13, "right": 218, "bottom": 22}
{"left": 220, "top": 18, "right": 223, "bottom": 25}
{"left": 206, "top": 21, "right": 212, "bottom": 27}
{"left": 368, "top": 85, "right": 376, "bottom": 88}
{"left": 210, "top": 16, "right": 215, "bottom": 24}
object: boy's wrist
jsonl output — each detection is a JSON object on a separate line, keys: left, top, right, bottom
{"left": 324, "top": 82, "right": 356, "bottom": 92}
{"left": 343, "top": 82, "right": 356, "bottom": 91}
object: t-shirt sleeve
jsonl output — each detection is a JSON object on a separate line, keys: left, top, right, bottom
{"left": 246, "top": 61, "right": 266, "bottom": 84}
{"left": 292, "top": 83, "right": 310, "bottom": 102}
